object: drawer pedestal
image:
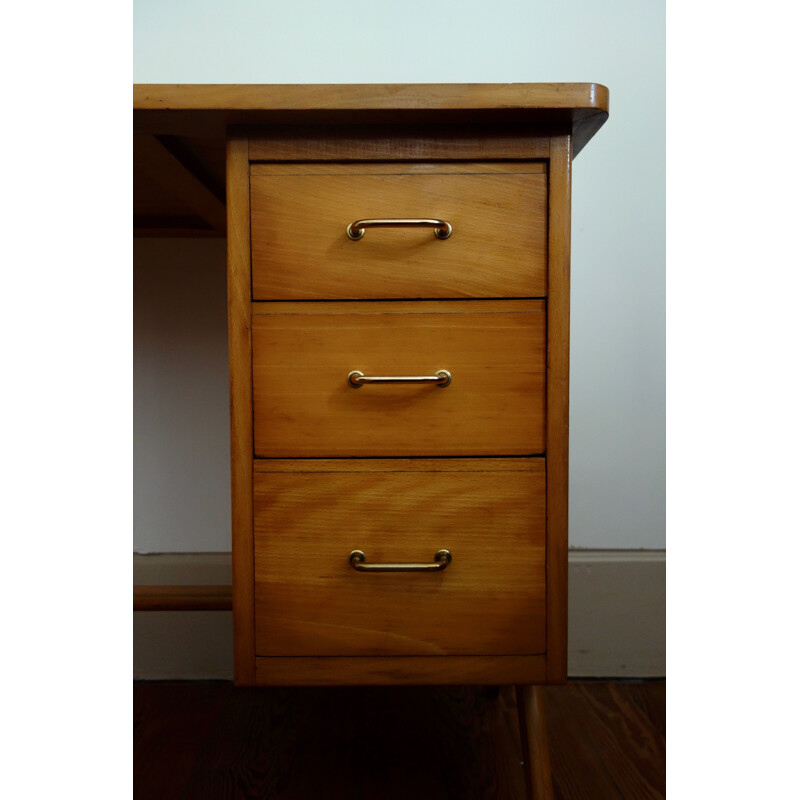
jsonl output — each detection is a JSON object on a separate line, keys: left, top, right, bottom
{"left": 224, "top": 86, "right": 609, "bottom": 800}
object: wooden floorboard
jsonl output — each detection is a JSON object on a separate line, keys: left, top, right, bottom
{"left": 133, "top": 682, "right": 233, "bottom": 800}
{"left": 133, "top": 681, "right": 665, "bottom": 800}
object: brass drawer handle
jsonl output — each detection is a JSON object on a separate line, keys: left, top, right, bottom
{"left": 346, "top": 218, "right": 453, "bottom": 240}
{"left": 349, "top": 549, "right": 452, "bottom": 572}
{"left": 348, "top": 369, "right": 452, "bottom": 388}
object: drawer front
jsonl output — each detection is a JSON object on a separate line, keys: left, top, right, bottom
{"left": 250, "top": 163, "right": 547, "bottom": 300}
{"left": 252, "top": 300, "right": 546, "bottom": 458}
{"left": 253, "top": 459, "right": 546, "bottom": 657}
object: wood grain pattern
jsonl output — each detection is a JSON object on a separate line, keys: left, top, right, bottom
{"left": 250, "top": 165, "right": 547, "bottom": 300}
{"left": 133, "top": 84, "right": 608, "bottom": 156}
{"left": 226, "top": 132, "right": 256, "bottom": 685}
{"left": 517, "top": 685, "right": 554, "bottom": 800}
{"left": 133, "top": 682, "right": 233, "bottom": 800}
{"left": 134, "top": 83, "right": 609, "bottom": 114}
{"left": 545, "top": 682, "right": 666, "bottom": 799}
{"left": 252, "top": 298, "right": 539, "bottom": 315}
{"left": 133, "top": 681, "right": 664, "bottom": 800}
{"left": 255, "top": 656, "right": 547, "bottom": 686}
{"left": 251, "top": 300, "right": 546, "bottom": 457}
{"left": 250, "top": 162, "right": 548, "bottom": 176}
{"left": 545, "top": 136, "right": 572, "bottom": 684}
{"left": 133, "top": 84, "right": 608, "bottom": 238}
{"left": 133, "top": 585, "right": 232, "bottom": 611}
{"left": 248, "top": 126, "right": 550, "bottom": 162}
{"left": 134, "top": 133, "right": 226, "bottom": 234}
{"left": 253, "top": 457, "right": 546, "bottom": 473}
{"left": 253, "top": 460, "right": 546, "bottom": 657}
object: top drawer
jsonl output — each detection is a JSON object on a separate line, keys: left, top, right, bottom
{"left": 250, "top": 163, "right": 547, "bottom": 300}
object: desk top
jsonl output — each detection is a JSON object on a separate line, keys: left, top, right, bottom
{"left": 134, "top": 83, "right": 608, "bottom": 150}
{"left": 133, "top": 83, "right": 608, "bottom": 238}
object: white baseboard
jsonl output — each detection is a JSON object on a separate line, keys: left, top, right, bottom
{"left": 567, "top": 550, "right": 665, "bottom": 677}
{"left": 133, "top": 550, "right": 665, "bottom": 680}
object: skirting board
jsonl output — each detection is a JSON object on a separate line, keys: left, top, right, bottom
{"left": 133, "top": 550, "right": 665, "bottom": 680}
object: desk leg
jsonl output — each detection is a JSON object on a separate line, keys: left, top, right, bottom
{"left": 515, "top": 684, "right": 554, "bottom": 800}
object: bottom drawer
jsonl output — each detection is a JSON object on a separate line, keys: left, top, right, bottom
{"left": 253, "top": 458, "right": 546, "bottom": 657}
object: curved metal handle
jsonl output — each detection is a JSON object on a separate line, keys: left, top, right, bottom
{"left": 349, "top": 549, "right": 452, "bottom": 572}
{"left": 346, "top": 218, "right": 453, "bottom": 240}
{"left": 348, "top": 369, "right": 451, "bottom": 388}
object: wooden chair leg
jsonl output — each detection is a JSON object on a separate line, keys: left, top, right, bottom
{"left": 515, "top": 684, "right": 554, "bottom": 800}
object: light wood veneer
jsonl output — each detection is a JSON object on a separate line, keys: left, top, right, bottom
{"left": 250, "top": 163, "right": 547, "bottom": 300}
{"left": 251, "top": 300, "right": 546, "bottom": 458}
{"left": 213, "top": 83, "right": 609, "bottom": 800}
{"left": 253, "top": 458, "right": 546, "bottom": 657}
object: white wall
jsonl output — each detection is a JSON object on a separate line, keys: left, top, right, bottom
{"left": 133, "top": 0, "right": 665, "bottom": 551}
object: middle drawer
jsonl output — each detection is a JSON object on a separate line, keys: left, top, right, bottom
{"left": 252, "top": 299, "right": 546, "bottom": 458}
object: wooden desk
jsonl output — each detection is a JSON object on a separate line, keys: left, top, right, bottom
{"left": 134, "top": 83, "right": 609, "bottom": 799}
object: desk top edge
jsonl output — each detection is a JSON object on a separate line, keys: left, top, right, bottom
{"left": 133, "top": 83, "right": 608, "bottom": 156}
{"left": 133, "top": 83, "right": 608, "bottom": 114}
